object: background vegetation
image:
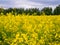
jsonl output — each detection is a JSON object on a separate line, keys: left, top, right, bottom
{"left": 0, "top": 5, "right": 60, "bottom": 15}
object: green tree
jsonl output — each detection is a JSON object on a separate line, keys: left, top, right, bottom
{"left": 41, "top": 7, "right": 52, "bottom": 15}
{"left": 54, "top": 5, "right": 60, "bottom": 15}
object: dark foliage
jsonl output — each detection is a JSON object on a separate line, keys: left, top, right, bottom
{"left": 0, "top": 5, "right": 60, "bottom": 15}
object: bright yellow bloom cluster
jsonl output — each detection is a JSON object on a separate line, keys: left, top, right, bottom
{"left": 0, "top": 13, "right": 60, "bottom": 45}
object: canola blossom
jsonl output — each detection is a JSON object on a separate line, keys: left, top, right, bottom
{"left": 0, "top": 13, "right": 60, "bottom": 45}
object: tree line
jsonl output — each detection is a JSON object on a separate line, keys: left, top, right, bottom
{"left": 0, "top": 5, "right": 60, "bottom": 15}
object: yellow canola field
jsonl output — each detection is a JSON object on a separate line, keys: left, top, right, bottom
{"left": 0, "top": 14, "right": 60, "bottom": 45}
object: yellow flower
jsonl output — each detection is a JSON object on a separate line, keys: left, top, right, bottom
{"left": 16, "top": 33, "right": 20, "bottom": 39}
{"left": 19, "top": 38, "right": 23, "bottom": 42}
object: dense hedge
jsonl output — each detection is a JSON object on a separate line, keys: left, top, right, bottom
{"left": 0, "top": 5, "right": 60, "bottom": 15}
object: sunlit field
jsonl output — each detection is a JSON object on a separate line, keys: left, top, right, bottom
{"left": 0, "top": 13, "right": 60, "bottom": 45}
